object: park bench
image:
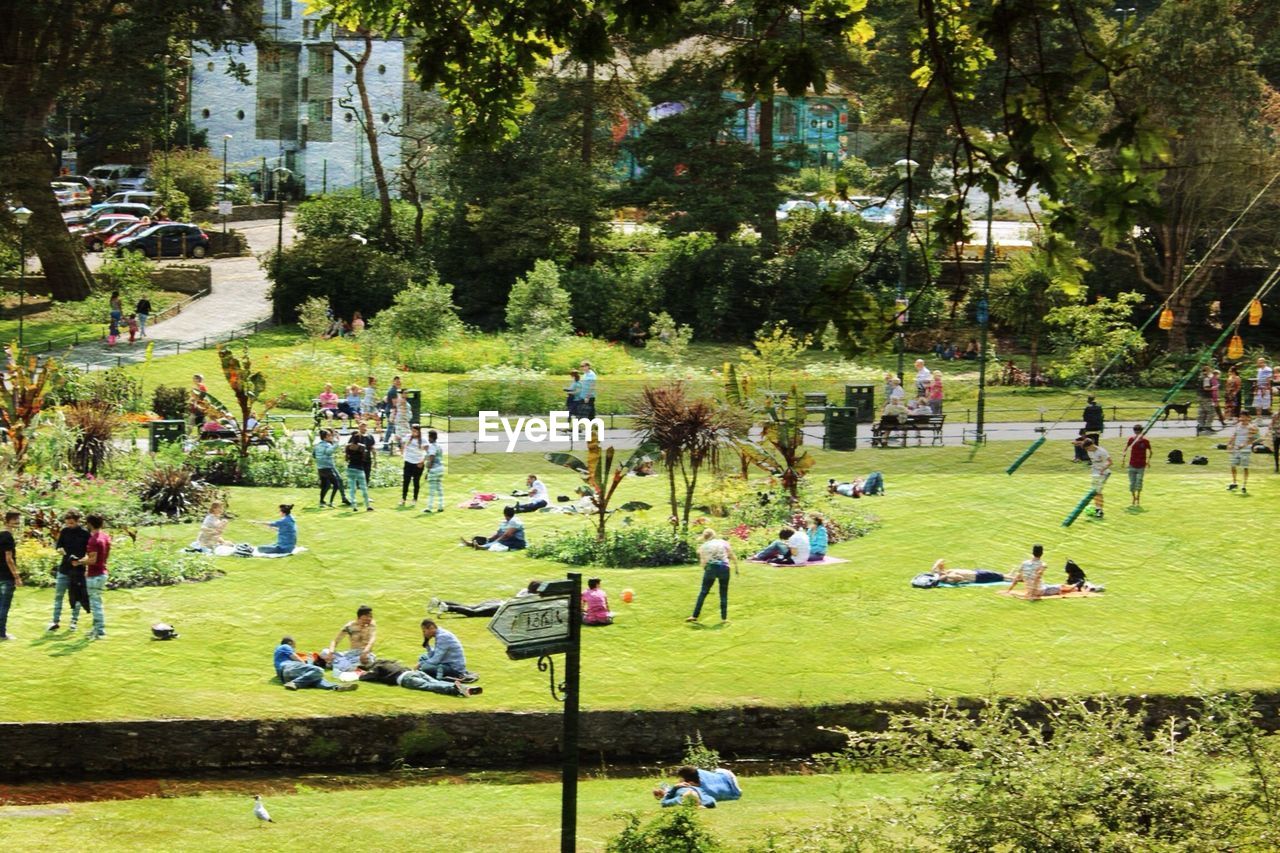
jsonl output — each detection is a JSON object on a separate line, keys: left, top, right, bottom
{"left": 870, "top": 414, "right": 946, "bottom": 447}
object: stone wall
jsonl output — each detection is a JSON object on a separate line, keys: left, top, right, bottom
{"left": 0, "top": 266, "right": 211, "bottom": 297}
{"left": 1, "top": 691, "right": 1275, "bottom": 781}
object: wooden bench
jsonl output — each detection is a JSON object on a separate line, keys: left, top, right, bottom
{"left": 870, "top": 414, "right": 945, "bottom": 447}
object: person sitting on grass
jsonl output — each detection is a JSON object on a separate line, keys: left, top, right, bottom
{"left": 513, "top": 474, "right": 549, "bottom": 513}
{"left": 419, "top": 619, "right": 470, "bottom": 681}
{"left": 254, "top": 504, "right": 297, "bottom": 554}
{"left": 1004, "top": 544, "right": 1052, "bottom": 600}
{"left": 193, "top": 501, "right": 231, "bottom": 552}
{"left": 582, "top": 577, "right": 613, "bottom": 626}
{"left": 321, "top": 605, "right": 377, "bottom": 673}
{"left": 317, "top": 383, "right": 341, "bottom": 419}
{"left": 653, "top": 765, "right": 742, "bottom": 808}
{"left": 462, "top": 506, "right": 526, "bottom": 551}
{"left": 808, "top": 515, "right": 828, "bottom": 561}
{"left": 930, "top": 559, "right": 1009, "bottom": 585}
{"left": 752, "top": 528, "right": 795, "bottom": 564}
{"left": 356, "top": 659, "right": 481, "bottom": 697}
{"left": 430, "top": 580, "right": 542, "bottom": 618}
{"left": 274, "top": 635, "right": 357, "bottom": 692}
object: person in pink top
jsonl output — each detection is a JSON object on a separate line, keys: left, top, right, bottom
{"left": 77, "top": 513, "right": 111, "bottom": 640}
{"left": 581, "top": 577, "right": 613, "bottom": 626}
{"left": 927, "top": 370, "right": 944, "bottom": 415}
{"left": 317, "top": 383, "right": 340, "bottom": 419}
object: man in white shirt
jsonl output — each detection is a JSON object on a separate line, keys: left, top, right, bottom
{"left": 1077, "top": 437, "right": 1112, "bottom": 519}
{"left": 914, "top": 359, "right": 932, "bottom": 398}
{"left": 1254, "top": 357, "right": 1273, "bottom": 416}
{"left": 1226, "top": 412, "right": 1259, "bottom": 494}
{"left": 787, "top": 526, "right": 811, "bottom": 563}
{"left": 514, "top": 474, "right": 549, "bottom": 513}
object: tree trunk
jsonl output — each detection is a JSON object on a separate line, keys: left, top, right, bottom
{"left": 666, "top": 457, "right": 679, "bottom": 523}
{"left": 1166, "top": 287, "right": 1194, "bottom": 355}
{"left": 1029, "top": 334, "right": 1039, "bottom": 379}
{"left": 576, "top": 58, "right": 596, "bottom": 265}
{"left": 681, "top": 460, "right": 700, "bottom": 531}
{"left": 756, "top": 94, "right": 778, "bottom": 249}
{"left": 336, "top": 34, "right": 395, "bottom": 244}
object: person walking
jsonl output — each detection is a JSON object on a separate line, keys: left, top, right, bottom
{"left": 423, "top": 429, "right": 446, "bottom": 513}
{"left": 1196, "top": 366, "right": 1215, "bottom": 435}
{"left": 577, "top": 361, "right": 597, "bottom": 420}
{"left": 77, "top": 513, "right": 111, "bottom": 640}
{"left": 314, "top": 429, "right": 349, "bottom": 508}
{"left": 1122, "top": 424, "right": 1152, "bottom": 508}
{"left": 913, "top": 358, "right": 931, "bottom": 398}
{"left": 1224, "top": 364, "right": 1242, "bottom": 420}
{"left": 1076, "top": 396, "right": 1104, "bottom": 462}
{"left": 345, "top": 434, "right": 373, "bottom": 511}
{"left": 381, "top": 376, "right": 403, "bottom": 447}
{"left": 49, "top": 510, "right": 91, "bottom": 631}
{"left": 1077, "top": 437, "right": 1111, "bottom": 519}
{"left": 1211, "top": 369, "right": 1226, "bottom": 428}
{"left": 564, "top": 370, "right": 582, "bottom": 418}
{"left": 1226, "top": 412, "right": 1259, "bottom": 495}
{"left": 401, "top": 424, "right": 426, "bottom": 506}
{"left": 0, "top": 512, "right": 21, "bottom": 640}
{"left": 134, "top": 295, "right": 152, "bottom": 337}
{"left": 108, "top": 290, "right": 123, "bottom": 324}
{"left": 1254, "top": 357, "right": 1273, "bottom": 416}
{"left": 688, "top": 529, "right": 739, "bottom": 624}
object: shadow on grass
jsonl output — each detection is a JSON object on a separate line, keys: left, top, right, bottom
{"left": 43, "top": 634, "right": 93, "bottom": 657}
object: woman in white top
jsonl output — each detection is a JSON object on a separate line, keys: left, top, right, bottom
{"left": 401, "top": 424, "right": 426, "bottom": 505}
{"left": 392, "top": 396, "right": 411, "bottom": 451}
{"left": 423, "top": 428, "right": 446, "bottom": 513}
{"left": 689, "top": 529, "right": 739, "bottom": 623}
{"left": 194, "top": 501, "right": 230, "bottom": 552}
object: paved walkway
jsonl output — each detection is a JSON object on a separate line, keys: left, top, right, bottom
{"left": 64, "top": 216, "right": 294, "bottom": 371}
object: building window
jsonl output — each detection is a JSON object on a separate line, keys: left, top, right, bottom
{"left": 345, "top": 65, "right": 353, "bottom": 75}
{"left": 377, "top": 64, "right": 386, "bottom": 75}
{"left": 237, "top": 109, "right": 245, "bottom": 120}
{"left": 261, "top": 98, "right": 280, "bottom": 121}
{"left": 279, "top": 0, "right": 292, "bottom": 19}
{"left": 262, "top": 49, "right": 281, "bottom": 73}
{"left": 206, "top": 61, "right": 215, "bottom": 72}
{"left": 309, "top": 45, "right": 335, "bottom": 74}
{"left": 777, "top": 102, "right": 799, "bottom": 138}
{"left": 201, "top": 108, "right": 211, "bottom": 119}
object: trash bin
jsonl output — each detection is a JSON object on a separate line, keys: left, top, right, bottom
{"left": 148, "top": 419, "right": 186, "bottom": 453}
{"left": 403, "top": 389, "right": 422, "bottom": 425}
{"left": 825, "top": 407, "right": 858, "bottom": 451}
{"left": 844, "top": 383, "right": 876, "bottom": 423}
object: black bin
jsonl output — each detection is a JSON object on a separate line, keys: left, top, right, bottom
{"left": 403, "top": 389, "right": 422, "bottom": 425}
{"left": 825, "top": 407, "right": 858, "bottom": 451}
{"left": 844, "top": 383, "right": 876, "bottom": 423}
{"left": 148, "top": 419, "right": 186, "bottom": 452}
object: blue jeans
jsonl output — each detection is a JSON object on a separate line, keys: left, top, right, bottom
{"left": 753, "top": 541, "right": 791, "bottom": 563}
{"left": 85, "top": 574, "right": 107, "bottom": 637}
{"left": 258, "top": 544, "right": 294, "bottom": 555}
{"left": 0, "top": 580, "right": 13, "bottom": 637}
{"left": 137, "top": 313, "right": 148, "bottom": 335}
{"left": 399, "top": 670, "right": 459, "bottom": 696}
{"left": 348, "top": 468, "right": 370, "bottom": 507}
{"left": 426, "top": 467, "right": 444, "bottom": 511}
{"left": 280, "top": 660, "right": 339, "bottom": 689}
{"left": 692, "top": 562, "right": 730, "bottom": 620}
{"left": 51, "top": 573, "right": 88, "bottom": 625}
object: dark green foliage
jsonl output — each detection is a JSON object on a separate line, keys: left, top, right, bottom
{"left": 268, "top": 237, "right": 416, "bottom": 323}
{"left": 151, "top": 385, "right": 189, "bottom": 420}
{"left": 64, "top": 402, "right": 124, "bottom": 476}
{"left": 137, "top": 466, "right": 219, "bottom": 517}
{"left": 607, "top": 806, "right": 723, "bottom": 853}
{"left": 526, "top": 526, "right": 697, "bottom": 568}
{"left": 293, "top": 190, "right": 419, "bottom": 247}
{"left": 680, "top": 731, "right": 722, "bottom": 770}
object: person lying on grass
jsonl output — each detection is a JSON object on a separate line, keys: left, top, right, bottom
{"left": 356, "top": 659, "right": 481, "bottom": 697}
{"left": 321, "top": 605, "right": 377, "bottom": 673}
{"left": 430, "top": 580, "right": 542, "bottom": 618}
{"left": 462, "top": 506, "right": 526, "bottom": 551}
{"left": 273, "top": 636, "right": 357, "bottom": 692}
{"left": 931, "top": 559, "right": 1009, "bottom": 585}
{"left": 654, "top": 765, "right": 742, "bottom": 808}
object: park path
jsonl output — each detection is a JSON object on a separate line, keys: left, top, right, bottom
{"left": 64, "top": 215, "right": 294, "bottom": 371}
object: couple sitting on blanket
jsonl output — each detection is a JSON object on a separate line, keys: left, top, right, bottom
{"left": 1004, "top": 546, "right": 1103, "bottom": 600}
{"left": 752, "top": 516, "right": 828, "bottom": 564}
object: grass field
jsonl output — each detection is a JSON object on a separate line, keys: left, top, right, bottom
{"left": 0, "top": 292, "right": 187, "bottom": 352}
{"left": 0, "top": 770, "right": 934, "bottom": 851}
{"left": 1, "top": 435, "right": 1275, "bottom": 723}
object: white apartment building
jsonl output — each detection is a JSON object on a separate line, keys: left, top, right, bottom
{"left": 189, "top": 0, "right": 409, "bottom": 196}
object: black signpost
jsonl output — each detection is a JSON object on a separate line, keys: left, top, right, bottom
{"left": 489, "top": 573, "right": 582, "bottom": 853}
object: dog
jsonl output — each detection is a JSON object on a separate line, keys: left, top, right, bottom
{"left": 1159, "top": 402, "right": 1191, "bottom": 421}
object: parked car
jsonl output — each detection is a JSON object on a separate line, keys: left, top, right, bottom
{"left": 776, "top": 199, "right": 819, "bottom": 220}
{"left": 51, "top": 181, "right": 92, "bottom": 208}
{"left": 102, "top": 190, "right": 159, "bottom": 207}
{"left": 85, "top": 164, "right": 134, "bottom": 193}
{"left": 77, "top": 201, "right": 154, "bottom": 222}
{"left": 82, "top": 216, "right": 140, "bottom": 252}
{"left": 114, "top": 167, "right": 151, "bottom": 192}
{"left": 67, "top": 210, "right": 140, "bottom": 233}
{"left": 104, "top": 219, "right": 168, "bottom": 249}
{"left": 116, "top": 223, "right": 210, "bottom": 259}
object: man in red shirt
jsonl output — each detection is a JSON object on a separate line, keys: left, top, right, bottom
{"left": 76, "top": 514, "right": 111, "bottom": 640}
{"left": 1122, "top": 424, "right": 1152, "bottom": 508}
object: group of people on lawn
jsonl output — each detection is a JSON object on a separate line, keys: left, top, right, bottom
{"left": 0, "top": 510, "right": 113, "bottom": 643}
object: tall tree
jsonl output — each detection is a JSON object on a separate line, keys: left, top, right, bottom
{"left": 0, "top": 2, "right": 256, "bottom": 300}
{"left": 333, "top": 30, "right": 397, "bottom": 246}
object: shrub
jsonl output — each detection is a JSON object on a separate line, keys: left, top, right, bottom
{"left": 148, "top": 171, "right": 192, "bottom": 222}
{"left": 527, "top": 526, "right": 697, "bottom": 568}
{"left": 607, "top": 807, "right": 723, "bottom": 853}
{"left": 269, "top": 237, "right": 416, "bottom": 323}
{"left": 89, "top": 367, "right": 144, "bottom": 413}
{"left": 137, "top": 466, "right": 220, "bottom": 517}
{"left": 2, "top": 471, "right": 157, "bottom": 532}
{"left": 506, "top": 259, "right": 572, "bottom": 335}
{"left": 64, "top": 402, "right": 125, "bottom": 475}
{"left": 645, "top": 311, "right": 693, "bottom": 362}
{"left": 151, "top": 147, "right": 221, "bottom": 212}
{"left": 374, "top": 278, "right": 462, "bottom": 344}
{"left": 298, "top": 295, "right": 333, "bottom": 350}
{"left": 151, "top": 385, "right": 188, "bottom": 420}
{"left": 681, "top": 731, "right": 722, "bottom": 770}
{"left": 97, "top": 249, "right": 152, "bottom": 296}
{"left": 106, "top": 546, "right": 223, "bottom": 590}
{"left": 293, "top": 190, "right": 417, "bottom": 244}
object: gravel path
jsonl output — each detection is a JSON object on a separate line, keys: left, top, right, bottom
{"left": 64, "top": 216, "right": 294, "bottom": 371}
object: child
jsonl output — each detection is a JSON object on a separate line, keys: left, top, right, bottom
{"left": 928, "top": 371, "right": 943, "bottom": 415}
{"left": 194, "top": 501, "right": 230, "bottom": 552}
{"left": 362, "top": 376, "right": 378, "bottom": 425}
{"left": 126, "top": 313, "right": 139, "bottom": 344}
{"left": 581, "top": 577, "right": 613, "bottom": 625}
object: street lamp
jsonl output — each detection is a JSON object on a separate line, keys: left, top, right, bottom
{"left": 893, "top": 158, "right": 917, "bottom": 384}
{"left": 273, "top": 165, "right": 292, "bottom": 282}
{"left": 975, "top": 194, "right": 994, "bottom": 444}
{"left": 221, "top": 134, "right": 232, "bottom": 234}
{"left": 12, "top": 207, "right": 32, "bottom": 351}
{"left": 1113, "top": 6, "right": 1137, "bottom": 43}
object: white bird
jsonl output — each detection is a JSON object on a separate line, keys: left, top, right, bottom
{"left": 253, "top": 795, "right": 273, "bottom": 824}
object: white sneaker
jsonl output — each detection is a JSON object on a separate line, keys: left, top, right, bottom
{"left": 428, "top": 597, "right": 443, "bottom": 613}
{"left": 0, "top": 634, "right": 16, "bottom": 641}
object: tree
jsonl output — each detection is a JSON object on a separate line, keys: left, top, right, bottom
{"left": 739, "top": 321, "right": 810, "bottom": 390}
{"left": 0, "top": 1, "right": 256, "bottom": 300}
{"left": 545, "top": 439, "right": 661, "bottom": 541}
{"left": 645, "top": 311, "right": 693, "bottom": 362}
{"left": 1045, "top": 292, "right": 1147, "bottom": 386}
{"left": 331, "top": 28, "right": 398, "bottom": 245}
{"left": 506, "top": 260, "right": 573, "bottom": 335}
{"left": 150, "top": 148, "right": 222, "bottom": 214}
{"left": 738, "top": 385, "right": 815, "bottom": 499}
{"left": 298, "top": 297, "right": 333, "bottom": 353}
{"left": 989, "top": 247, "right": 1086, "bottom": 378}
{"left": 199, "top": 345, "right": 283, "bottom": 464}
{"left": 375, "top": 278, "right": 462, "bottom": 343}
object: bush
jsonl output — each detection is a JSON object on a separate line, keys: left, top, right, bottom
{"left": 374, "top": 278, "right": 462, "bottom": 344}
{"left": 269, "top": 237, "right": 416, "bottom": 323}
{"left": 97, "top": 249, "right": 152, "bottom": 296}
{"left": 2, "top": 471, "right": 157, "bottom": 532}
{"left": 607, "top": 807, "right": 723, "bottom": 853}
{"left": 646, "top": 311, "right": 693, "bottom": 362}
{"left": 106, "top": 545, "right": 223, "bottom": 590}
{"left": 151, "top": 385, "right": 189, "bottom": 420}
{"left": 64, "top": 402, "right": 125, "bottom": 475}
{"left": 85, "top": 367, "right": 143, "bottom": 413}
{"left": 137, "top": 466, "right": 220, "bottom": 517}
{"left": 293, "top": 190, "right": 418, "bottom": 245}
{"left": 506, "top": 259, "right": 572, "bottom": 336}
{"left": 527, "top": 526, "right": 697, "bottom": 568}
{"left": 151, "top": 147, "right": 221, "bottom": 212}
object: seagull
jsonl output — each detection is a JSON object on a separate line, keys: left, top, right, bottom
{"left": 253, "top": 795, "right": 273, "bottom": 824}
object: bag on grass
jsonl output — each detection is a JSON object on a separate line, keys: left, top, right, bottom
{"left": 1190, "top": 455, "right": 1208, "bottom": 465}
{"left": 911, "top": 573, "right": 939, "bottom": 589}
{"left": 1167, "top": 449, "right": 1184, "bottom": 464}
{"left": 1064, "top": 560, "right": 1087, "bottom": 587}
{"left": 233, "top": 542, "right": 254, "bottom": 557}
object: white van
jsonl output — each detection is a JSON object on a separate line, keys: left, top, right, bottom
{"left": 86, "top": 164, "right": 149, "bottom": 193}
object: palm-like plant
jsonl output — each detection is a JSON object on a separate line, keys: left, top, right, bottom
{"left": 545, "top": 438, "right": 660, "bottom": 541}
{"left": 632, "top": 383, "right": 742, "bottom": 531}
{"left": 198, "top": 344, "right": 283, "bottom": 462}
{"left": 0, "top": 345, "right": 61, "bottom": 473}
{"left": 65, "top": 402, "right": 125, "bottom": 475}
{"left": 738, "top": 384, "right": 816, "bottom": 499}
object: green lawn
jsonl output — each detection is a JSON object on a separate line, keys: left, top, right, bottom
{"left": 0, "top": 771, "right": 934, "bottom": 851}
{"left": 0, "top": 291, "right": 189, "bottom": 352}
{"left": 116, "top": 327, "right": 1175, "bottom": 424}
{"left": 1, "top": 437, "right": 1275, "bottom": 722}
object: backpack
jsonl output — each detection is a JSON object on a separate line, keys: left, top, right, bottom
{"left": 233, "top": 543, "right": 254, "bottom": 558}
{"left": 1167, "top": 449, "right": 1184, "bottom": 464}
{"left": 1064, "top": 560, "right": 1087, "bottom": 587}
{"left": 863, "top": 471, "right": 885, "bottom": 495}
{"left": 911, "top": 573, "right": 939, "bottom": 588}
{"left": 1190, "top": 455, "right": 1208, "bottom": 465}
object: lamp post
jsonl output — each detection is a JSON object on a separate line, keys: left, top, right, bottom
{"left": 975, "top": 193, "right": 994, "bottom": 444}
{"left": 12, "top": 207, "right": 32, "bottom": 350}
{"left": 221, "top": 134, "right": 232, "bottom": 234}
{"left": 893, "top": 158, "right": 918, "bottom": 383}
{"left": 273, "top": 167, "right": 292, "bottom": 323}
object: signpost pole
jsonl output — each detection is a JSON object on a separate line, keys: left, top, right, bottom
{"left": 561, "top": 572, "right": 582, "bottom": 853}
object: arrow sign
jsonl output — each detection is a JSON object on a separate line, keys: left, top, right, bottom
{"left": 489, "top": 595, "right": 572, "bottom": 653}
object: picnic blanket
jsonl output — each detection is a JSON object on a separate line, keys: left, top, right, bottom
{"left": 748, "top": 555, "right": 849, "bottom": 566}
{"left": 938, "top": 580, "right": 1009, "bottom": 588}
{"left": 457, "top": 493, "right": 515, "bottom": 509}
{"left": 1000, "top": 588, "right": 1102, "bottom": 600}
{"left": 204, "top": 544, "right": 309, "bottom": 558}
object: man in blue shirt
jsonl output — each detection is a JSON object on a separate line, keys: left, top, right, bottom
{"left": 654, "top": 765, "right": 742, "bottom": 808}
{"left": 418, "top": 619, "right": 468, "bottom": 680}
{"left": 273, "top": 636, "right": 357, "bottom": 691}
{"left": 463, "top": 506, "right": 527, "bottom": 551}
{"left": 313, "top": 429, "right": 349, "bottom": 508}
